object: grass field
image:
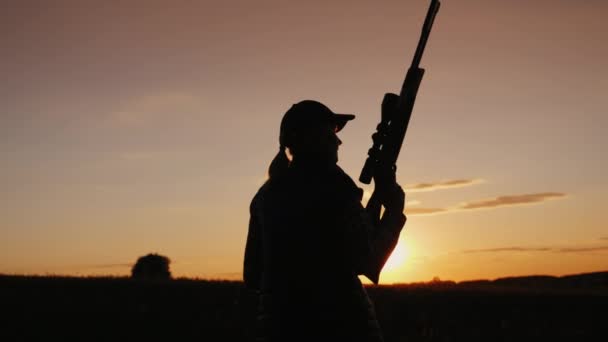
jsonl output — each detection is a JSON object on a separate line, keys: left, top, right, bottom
{"left": 1, "top": 273, "right": 606, "bottom": 341}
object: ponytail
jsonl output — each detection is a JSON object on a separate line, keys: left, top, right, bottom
{"left": 268, "top": 145, "right": 290, "bottom": 179}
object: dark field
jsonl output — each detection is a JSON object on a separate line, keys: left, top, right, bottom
{"left": 1, "top": 273, "right": 607, "bottom": 341}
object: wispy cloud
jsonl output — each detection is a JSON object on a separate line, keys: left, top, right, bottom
{"left": 364, "top": 190, "right": 421, "bottom": 204}
{"left": 406, "top": 207, "right": 449, "bottom": 216}
{"left": 109, "top": 92, "right": 204, "bottom": 127}
{"left": 556, "top": 246, "right": 608, "bottom": 253}
{"left": 406, "top": 192, "right": 566, "bottom": 216}
{"left": 364, "top": 190, "right": 420, "bottom": 206}
{"left": 462, "top": 245, "right": 608, "bottom": 254}
{"left": 406, "top": 200, "right": 421, "bottom": 206}
{"left": 463, "top": 247, "right": 552, "bottom": 254}
{"left": 405, "top": 179, "right": 484, "bottom": 193}
{"left": 458, "top": 192, "right": 566, "bottom": 210}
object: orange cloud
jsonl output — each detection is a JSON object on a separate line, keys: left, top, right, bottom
{"left": 463, "top": 247, "right": 552, "bottom": 253}
{"left": 405, "top": 200, "right": 421, "bottom": 206}
{"left": 458, "top": 192, "right": 566, "bottom": 210}
{"left": 556, "top": 246, "right": 608, "bottom": 253}
{"left": 403, "top": 192, "right": 567, "bottom": 217}
{"left": 406, "top": 207, "right": 448, "bottom": 216}
{"left": 405, "top": 179, "right": 483, "bottom": 193}
{"left": 462, "top": 245, "right": 608, "bottom": 254}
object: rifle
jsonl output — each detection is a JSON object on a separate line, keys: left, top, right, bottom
{"left": 360, "top": 0, "right": 441, "bottom": 185}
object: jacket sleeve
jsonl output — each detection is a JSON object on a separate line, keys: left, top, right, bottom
{"left": 243, "top": 196, "right": 263, "bottom": 291}
{"left": 339, "top": 189, "right": 406, "bottom": 285}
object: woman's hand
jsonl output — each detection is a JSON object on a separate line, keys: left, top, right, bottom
{"left": 373, "top": 166, "right": 405, "bottom": 213}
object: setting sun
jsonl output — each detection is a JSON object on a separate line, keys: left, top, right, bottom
{"left": 379, "top": 239, "right": 411, "bottom": 283}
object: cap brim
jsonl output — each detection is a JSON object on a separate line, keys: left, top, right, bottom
{"left": 333, "top": 114, "right": 356, "bottom": 132}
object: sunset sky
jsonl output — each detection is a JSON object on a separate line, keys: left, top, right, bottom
{"left": 1, "top": 0, "right": 607, "bottom": 283}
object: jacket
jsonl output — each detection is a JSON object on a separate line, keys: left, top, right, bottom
{"left": 243, "top": 162, "right": 406, "bottom": 341}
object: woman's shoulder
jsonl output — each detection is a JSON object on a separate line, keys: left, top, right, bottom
{"left": 250, "top": 180, "right": 270, "bottom": 212}
{"left": 332, "top": 166, "right": 364, "bottom": 202}
{"left": 250, "top": 175, "right": 290, "bottom": 211}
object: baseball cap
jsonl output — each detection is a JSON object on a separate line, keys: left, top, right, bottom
{"left": 279, "top": 100, "right": 355, "bottom": 147}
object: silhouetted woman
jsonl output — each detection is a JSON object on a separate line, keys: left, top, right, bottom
{"left": 243, "top": 100, "right": 406, "bottom": 342}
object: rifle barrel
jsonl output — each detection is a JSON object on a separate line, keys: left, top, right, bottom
{"left": 411, "top": 0, "right": 441, "bottom": 69}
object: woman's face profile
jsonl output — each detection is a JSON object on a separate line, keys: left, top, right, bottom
{"left": 291, "top": 123, "right": 342, "bottom": 164}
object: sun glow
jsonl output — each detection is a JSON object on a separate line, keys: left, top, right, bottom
{"left": 379, "top": 239, "right": 410, "bottom": 284}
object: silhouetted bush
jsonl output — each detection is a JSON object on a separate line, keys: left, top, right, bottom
{"left": 131, "top": 253, "right": 172, "bottom": 280}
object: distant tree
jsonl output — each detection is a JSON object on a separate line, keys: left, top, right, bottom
{"left": 131, "top": 253, "right": 172, "bottom": 280}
